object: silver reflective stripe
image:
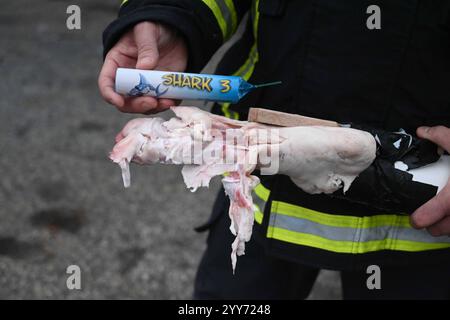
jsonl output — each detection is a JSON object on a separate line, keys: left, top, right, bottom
{"left": 270, "top": 213, "right": 450, "bottom": 244}
{"left": 253, "top": 191, "right": 266, "bottom": 213}
{"left": 252, "top": 191, "right": 266, "bottom": 224}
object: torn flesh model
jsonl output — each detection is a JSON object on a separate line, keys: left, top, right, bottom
{"left": 109, "top": 107, "right": 376, "bottom": 272}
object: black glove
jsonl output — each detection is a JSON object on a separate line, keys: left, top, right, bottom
{"left": 331, "top": 125, "right": 440, "bottom": 213}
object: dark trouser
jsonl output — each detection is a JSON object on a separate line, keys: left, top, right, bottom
{"left": 194, "top": 191, "right": 450, "bottom": 300}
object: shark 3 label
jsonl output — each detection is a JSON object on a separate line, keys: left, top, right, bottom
{"left": 162, "top": 73, "right": 213, "bottom": 92}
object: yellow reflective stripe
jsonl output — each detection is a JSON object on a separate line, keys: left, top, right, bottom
{"left": 252, "top": 0, "right": 261, "bottom": 38}
{"left": 267, "top": 226, "right": 450, "bottom": 253}
{"left": 202, "top": 0, "right": 228, "bottom": 40}
{"left": 221, "top": 0, "right": 261, "bottom": 119}
{"left": 221, "top": 103, "right": 239, "bottom": 119}
{"left": 224, "top": 0, "right": 238, "bottom": 36}
{"left": 257, "top": 175, "right": 449, "bottom": 253}
{"left": 235, "top": 44, "right": 259, "bottom": 79}
{"left": 261, "top": 185, "right": 450, "bottom": 252}
{"left": 202, "top": 1, "right": 227, "bottom": 39}
{"left": 272, "top": 200, "right": 412, "bottom": 229}
{"left": 253, "top": 182, "right": 270, "bottom": 224}
{"left": 254, "top": 183, "right": 270, "bottom": 202}
{"left": 254, "top": 205, "right": 263, "bottom": 224}
{"left": 121, "top": 0, "right": 128, "bottom": 6}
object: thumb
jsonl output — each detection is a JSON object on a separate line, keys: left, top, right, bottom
{"left": 134, "top": 22, "right": 159, "bottom": 69}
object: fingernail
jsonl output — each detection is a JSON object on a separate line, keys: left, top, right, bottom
{"left": 419, "top": 126, "right": 430, "bottom": 133}
{"left": 137, "top": 57, "right": 156, "bottom": 69}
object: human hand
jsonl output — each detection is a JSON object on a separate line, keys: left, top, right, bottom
{"left": 411, "top": 126, "right": 450, "bottom": 236}
{"left": 98, "top": 21, "right": 188, "bottom": 114}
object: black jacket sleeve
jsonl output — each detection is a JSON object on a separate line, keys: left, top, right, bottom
{"left": 103, "top": 0, "right": 250, "bottom": 72}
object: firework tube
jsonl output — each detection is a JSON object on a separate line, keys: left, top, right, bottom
{"left": 115, "top": 68, "right": 281, "bottom": 103}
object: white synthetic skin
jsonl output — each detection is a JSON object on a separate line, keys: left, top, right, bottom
{"left": 109, "top": 107, "right": 376, "bottom": 272}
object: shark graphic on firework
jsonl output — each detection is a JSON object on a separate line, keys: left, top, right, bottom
{"left": 128, "top": 73, "right": 169, "bottom": 97}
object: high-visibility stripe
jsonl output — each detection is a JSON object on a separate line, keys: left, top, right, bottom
{"left": 202, "top": 1, "right": 227, "bottom": 39}
{"left": 251, "top": 0, "right": 260, "bottom": 38}
{"left": 121, "top": 0, "right": 128, "bottom": 6}
{"left": 269, "top": 212, "right": 450, "bottom": 244}
{"left": 249, "top": 183, "right": 450, "bottom": 253}
{"left": 221, "top": 0, "right": 260, "bottom": 119}
{"left": 215, "top": 0, "right": 238, "bottom": 38}
{"left": 254, "top": 181, "right": 270, "bottom": 201}
{"left": 254, "top": 204, "right": 263, "bottom": 224}
{"left": 224, "top": 0, "right": 238, "bottom": 36}
{"left": 252, "top": 182, "right": 270, "bottom": 224}
{"left": 202, "top": 0, "right": 237, "bottom": 41}
{"left": 267, "top": 226, "right": 450, "bottom": 253}
{"left": 272, "top": 200, "right": 412, "bottom": 229}
{"left": 265, "top": 200, "right": 450, "bottom": 253}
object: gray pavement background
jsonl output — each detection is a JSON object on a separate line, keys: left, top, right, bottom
{"left": 0, "top": 0, "right": 341, "bottom": 299}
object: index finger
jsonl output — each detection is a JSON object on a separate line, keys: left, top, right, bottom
{"left": 411, "top": 181, "right": 450, "bottom": 228}
{"left": 417, "top": 126, "right": 450, "bottom": 153}
{"left": 98, "top": 54, "right": 125, "bottom": 107}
